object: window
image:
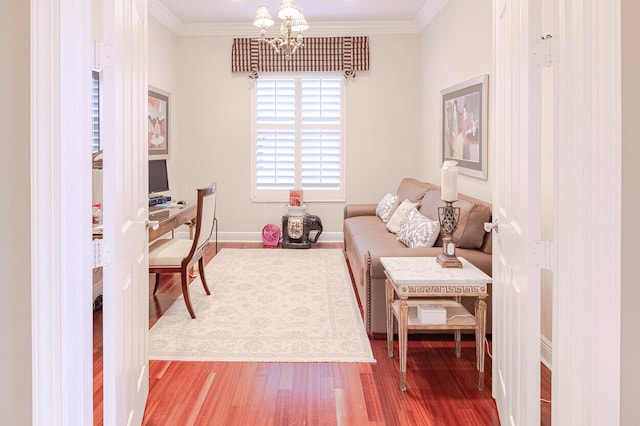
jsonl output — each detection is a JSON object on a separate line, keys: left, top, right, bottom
{"left": 91, "top": 70, "right": 101, "bottom": 153}
{"left": 252, "top": 75, "right": 345, "bottom": 202}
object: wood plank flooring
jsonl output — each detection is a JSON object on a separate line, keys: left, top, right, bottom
{"left": 93, "top": 242, "right": 551, "bottom": 425}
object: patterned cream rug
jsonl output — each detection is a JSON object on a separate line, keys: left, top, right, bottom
{"left": 149, "top": 248, "right": 376, "bottom": 363}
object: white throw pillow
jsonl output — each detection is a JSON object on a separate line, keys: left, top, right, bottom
{"left": 386, "top": 199, "right": 420, "bottom": 234}
{"left": 397, "top": 208, "right": 441, "bottom": 248}
{"left": 376, "top": 193, "right": 399, "bottom": 223}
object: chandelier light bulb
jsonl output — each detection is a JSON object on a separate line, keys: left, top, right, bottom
{"left": 253, "top": 5, "right": 274, "bottom": 28}
{"left": 291, "top": 13, "right": 308, "bottom": 32}
{"left": 277, "top": 0, "right": 300, "bottom": 20}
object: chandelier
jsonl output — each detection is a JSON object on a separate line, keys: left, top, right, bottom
{"left": 253, "top": 0, "right": 309, "bottom": 58}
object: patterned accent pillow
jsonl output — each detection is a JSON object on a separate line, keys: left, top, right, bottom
{"left": 386, "top": 199, "right": 420, "bottom": 234}
{"left": 376, "top": 193, "right": 399, "bottom": 223}
{"left": 397, "top": 208, "right": 441, "bottom": 248}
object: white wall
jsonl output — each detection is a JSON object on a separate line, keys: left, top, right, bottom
{"left": 148, "top": 18, "right": 177, "bottom": 104}
{"left": 0, "top": 0, "right": 32, "bottom": 423}
{"left": 148, "top": 25, "right": 422, "bottom": 240}
{"left": 419, "top": 0, "right": 493, "bottom": 202}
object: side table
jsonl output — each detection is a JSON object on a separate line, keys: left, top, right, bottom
{"left": 381, "top": 256, "right": 491, "bottom": 391}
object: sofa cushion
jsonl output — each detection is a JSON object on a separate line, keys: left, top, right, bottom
{"left": 344, "top": 215, "right": 389, "bottom": 237}
{"left": 375, "top": 193, "right": 399, "bottom": 223}
{"left": 419, "top": 190, "right": 491, "bottom": 249}
{"left": 397, "top": 208, "right": 440, "bottom": 248}
{"left": 386, "top": 199, "right": 419, "bottom": 234}
{"left": 395, "top": 178, "right": 437, "bottom": 203}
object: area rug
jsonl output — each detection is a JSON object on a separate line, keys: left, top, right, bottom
{"left": 148, "top": 248, "right": 376, "bottom": 363}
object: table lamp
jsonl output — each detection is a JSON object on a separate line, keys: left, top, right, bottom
{"left": 437, "top": 161, "right": 463, "bottom": 268}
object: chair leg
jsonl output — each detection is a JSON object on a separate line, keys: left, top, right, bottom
{"left": 181, "top": 268, "right": 196, "bottom": 319}
{"left": 199, "top": 257, "right": 211, "bottom": 295}
{"left": 153, "top": 273, "right": 160, "bottom": 295}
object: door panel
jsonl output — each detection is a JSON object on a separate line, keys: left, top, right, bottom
{"left": 493, "top": 0, "right": 541, "bottom": 424}
{"left": 101, "top": 0, "right": 149, "bottom": 424}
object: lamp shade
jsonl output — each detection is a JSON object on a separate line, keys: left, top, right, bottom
{"left": 254, "top": 5, "right": 274, "bottom": 28}
{"left": 291, "top": 13, "right": 308, "bottom": 32}
{"left": 277, "top": 0, "right": 300, "bottom": 19}
{"left": 441, "top": 161, "right": 458, "bottom": 202}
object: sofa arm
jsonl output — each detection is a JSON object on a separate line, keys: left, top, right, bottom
{"left": 366, "top": 247, "right": 440, "bottom": 279}
{"left": 344, "top": 203, "right": 377, "bottom": 219}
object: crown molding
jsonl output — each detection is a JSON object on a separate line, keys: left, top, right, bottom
{"left": 173, "top": 20, "right": 423, "bottom": 37}
{"left": 415, "top": 0, "right": 449, "bottom": 30}
{"left": 148, "top": 0, "right": 446, "bottom": 37}
{"left": 148, "top": 0, "right": 182, "bottom": 34}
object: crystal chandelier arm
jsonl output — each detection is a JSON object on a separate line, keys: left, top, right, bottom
{"left": 257, "top": 36, "right": 281, "bottom": 53}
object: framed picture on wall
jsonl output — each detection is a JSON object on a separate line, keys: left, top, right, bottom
{"left": 441, "top": 75, "right": 488, "bottom": 180}
{"left": 148, "top": 87, "right": 169, "bottom": 156}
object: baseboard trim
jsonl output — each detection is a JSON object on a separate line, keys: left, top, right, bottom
{"left": 173, "top": 230, "right": 344, "bottom": 244}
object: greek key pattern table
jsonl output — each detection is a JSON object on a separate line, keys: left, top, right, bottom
{"left": 381, "top": 257, "right": 491, "bottom": 392}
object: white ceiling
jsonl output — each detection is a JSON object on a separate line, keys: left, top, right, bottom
{"left": 150, "top": 0, "right": 448, "bottom": 35}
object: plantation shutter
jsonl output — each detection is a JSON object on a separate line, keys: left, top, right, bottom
{"left": 254, "top": 76, "right": 343, "bottom": 194}
{"left": 91, "top": 70, "right": 101, "bottom": 153}
{"left": 301, "top": 78, "right": 341, "bottom": 190}
{"left": 255, "top": 79, "right": 296, "bottom": 190}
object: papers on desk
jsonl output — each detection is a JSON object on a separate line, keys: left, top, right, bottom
{"left": 158, "top": 202, "right": 182, "bottom": 208}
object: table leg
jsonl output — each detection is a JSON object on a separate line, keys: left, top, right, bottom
{"left": 454, "top": 296, "right": 462, "bottom": 357}
{"left": 476, "top": 296, "right": 487, "bottom": 391}
{"left": 399, "top": 298, "right": 408, "bottom": 392}
{"left": 386, "top": 279, "right": 394, "bottom": 358}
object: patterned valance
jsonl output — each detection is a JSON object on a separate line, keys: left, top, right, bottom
{"left": 231, "top": 36, "right": 369, "bottom": 79}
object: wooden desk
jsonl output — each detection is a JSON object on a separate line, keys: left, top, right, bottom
{"left": 148, "top": 202, "right": 196, "bottom": 242}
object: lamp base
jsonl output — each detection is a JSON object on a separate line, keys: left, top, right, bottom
{"left": 437, "top": 252, "right": 463, "bottom": 268}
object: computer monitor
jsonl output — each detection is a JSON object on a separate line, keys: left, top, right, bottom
{"left": 148, "top": 159, "right": 169, "bottom": 196}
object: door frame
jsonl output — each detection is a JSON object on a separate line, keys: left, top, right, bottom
{"left": 30, "top": 0, "right": 623, "bottom": 423}
{"left": 553, "top": 0, "right": 621, "bottom": 423}
{"left": 31, "top": 0, "right": 94, "bottom": 423}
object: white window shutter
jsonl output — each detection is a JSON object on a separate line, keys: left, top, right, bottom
{"left": 253, "top": 75, "right": 344, "bottom": 201}
{"left": 92, "top": 71, "right": 101, "bottom": 153}
{"left": 256, "top": 130, "right": 296, "bottom": 189}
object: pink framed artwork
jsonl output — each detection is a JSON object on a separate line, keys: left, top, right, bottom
{"left": 441, "top": 75, "right": 488, "bottom": 180}
{"left": 148, "top": 87, "right": 169, "bottom": 156}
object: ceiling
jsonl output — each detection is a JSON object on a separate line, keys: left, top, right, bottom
{"left": 150, "top": 0, "right": 447, "bottom": 35}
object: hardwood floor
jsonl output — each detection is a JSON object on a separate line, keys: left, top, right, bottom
{"left": 93, "top": 242, "right": 551, "bottom": 425}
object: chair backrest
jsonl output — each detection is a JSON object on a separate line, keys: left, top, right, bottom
{"left": 186, "top": 183, "right": 217, "bottom": 262}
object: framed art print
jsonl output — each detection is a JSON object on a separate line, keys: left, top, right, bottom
{"left": 148, "top": 87, "right": 169, "bottom": 156}
{"left": 441, "top": 75, "right": 488, "bottom": 180}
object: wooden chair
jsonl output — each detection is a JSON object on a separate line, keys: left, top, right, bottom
{"left": 149, "top": 183, "right": 217, "bottom": 318}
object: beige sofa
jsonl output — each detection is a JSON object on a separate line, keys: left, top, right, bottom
{"left": 343, "top": 178, "right": 493, "bottom": 336}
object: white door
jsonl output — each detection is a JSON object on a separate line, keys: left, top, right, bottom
{"left": 101, "top": 0, "right": 149, "bottom": 424}
{"left": 492, "top": 0, "right": 542, "bottom": 424}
